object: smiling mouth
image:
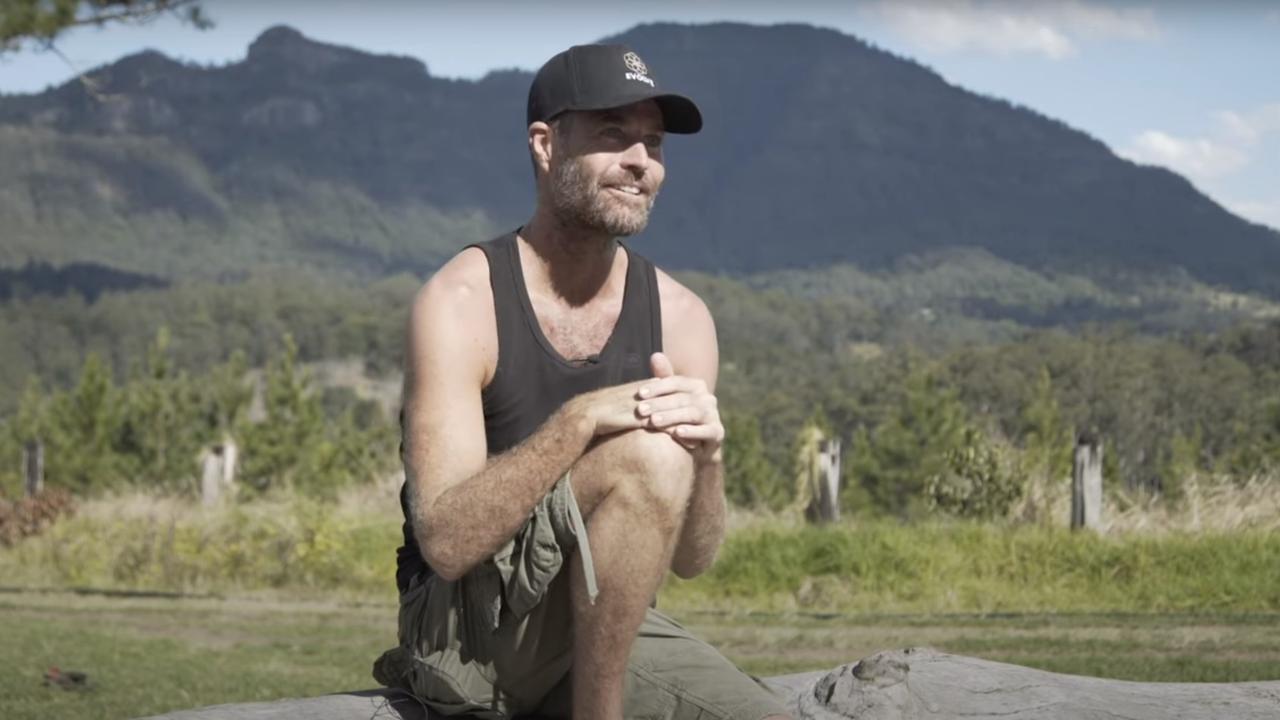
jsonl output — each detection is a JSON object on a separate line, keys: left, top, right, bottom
{"left": 605, "top": 185, "right": 645, "bottom": 198}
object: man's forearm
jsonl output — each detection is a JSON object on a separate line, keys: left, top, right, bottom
{"left": 409, "top": 405, "right": 592, "bottom": 580}
{"left": 671, "top": 458, "right": 726, "bottom": 579}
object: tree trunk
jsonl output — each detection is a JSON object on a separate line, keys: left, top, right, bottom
{"left": 136, "top": 648, "right": 1280, "bottom": 719}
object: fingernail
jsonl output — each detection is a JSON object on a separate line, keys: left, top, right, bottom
{"left": 639, "top": 387, "right": 651, "bottom": 398}
{"left": 638, "top": 403, "right": 649, "bottom": 415}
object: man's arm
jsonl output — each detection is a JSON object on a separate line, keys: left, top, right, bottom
{"left": 645, "top": 274, "right": 726, "bottom": 579}
{"left": 403, "top": 250, "right": 654, "bottom": 581}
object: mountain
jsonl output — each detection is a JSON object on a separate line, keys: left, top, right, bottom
{"left": 1, "top": 22, "right": 1278, "bottom": 295}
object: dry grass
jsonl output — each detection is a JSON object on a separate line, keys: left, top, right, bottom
{"left": 71, "top": 472, "right": 404, "bottom": 525}
{"left": 1016, "top": 471, "right": 1280, "bottom": 534}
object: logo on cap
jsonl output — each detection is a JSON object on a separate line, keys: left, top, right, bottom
{"left": 622, "top": 51, "right": 655, "bottom": 87}
{"left": 622, "top": 52, "right": 648, "bottom": 76}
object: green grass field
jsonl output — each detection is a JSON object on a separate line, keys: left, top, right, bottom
{"left": 3, "top": 590, "right": 1279, "bottom": 720}
{"left": 5, "top": 492, "right": 1280, "bottom": 718}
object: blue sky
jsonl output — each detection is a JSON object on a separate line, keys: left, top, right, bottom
{"left": 1, "top": 0, "right": 1277, "bottom": 230}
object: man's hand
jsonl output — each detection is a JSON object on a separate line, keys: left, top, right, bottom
{"left": 636, "top": 352, "right": 724, "bottom": 464}
{"left": 562, "top": 379, "right": 654, "bottom": 439}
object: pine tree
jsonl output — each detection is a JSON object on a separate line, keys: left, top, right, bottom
{"left": 722, "top": 411, "right": 783, "bottom": 509}
{"left": 1021, "top": 366, "right": 1072, "bottom": 483}
{"left": 239, "top": 335, "right": 323, "bottom": 494}
{"left": 117, "top": 327, "right": 206, "bottom": 490}
{"left": 48, "top": 353, "right": 126, "bottom": 492}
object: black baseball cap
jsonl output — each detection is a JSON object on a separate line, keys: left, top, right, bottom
{"left": 527, "top": 44, "right": 702, "bottom": 134}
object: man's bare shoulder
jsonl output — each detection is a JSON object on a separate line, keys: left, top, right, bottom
{"left": 413, "top": 247, "right": 492, "bottom": 316}
{"left": 408, "top": 247, "right": 497, "bottom": 384}
{"left": 654, "top": 266, "right": 718, "bottom": 386}
{"left": 654, "top": 266, "right": 714, "bottom": 337}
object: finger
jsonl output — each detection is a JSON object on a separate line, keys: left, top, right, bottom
{"left": 650, "top": 352, "right": 675, "bottom": 379}
{"left": 637, "top": 375, "right": 706, "bottom": 399}
{"left": 647, "top": 406, "right": 708, "bottom": 429}
{"left": 636, "top": 392, "right": 699, "bottom": 417}
{"left": 671, "top": 424, "right": 723, "bottom": 441}
{"left": 665, "top": 430, "right": 699, "bottom": 451}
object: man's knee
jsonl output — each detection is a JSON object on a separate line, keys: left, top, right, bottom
{"left": 584, "top": 429, "right": 694, "bottom": 519}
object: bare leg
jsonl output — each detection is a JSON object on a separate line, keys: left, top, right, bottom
{"left": 565, "top": 429, "right": 695, "bottom": 720}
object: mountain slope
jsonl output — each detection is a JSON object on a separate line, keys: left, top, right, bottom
{"left": 0, "top": 22, "right": 1277, "bottom": 294}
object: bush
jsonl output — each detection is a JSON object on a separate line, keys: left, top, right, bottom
{"left": 925, "top": 427, "right": 1024, "bottom": 520}
{"left": 0, "top": 489, "right": 76, "bottom": 546}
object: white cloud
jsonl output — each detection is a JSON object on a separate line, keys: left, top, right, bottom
{"left": 1050, "top": 1, "right": 1159, "bottom": 40}
{"left": 1225, "top": 199, "right": 1280, "bottom": 231}
{"left": 1216, "top": 103, "right": 1280, "bottom": 146}
{"left": 872, "top": 0, "right": 1159, "bottom": 60}
{"left": 1118, "top": 130, "right": 1249, "bottom": 181}
{"left": 1118, "top": 101, "right": 1280, "bottom": 184}
{"left": 1118, "top": 102, "right": 1280, "bottom": 231}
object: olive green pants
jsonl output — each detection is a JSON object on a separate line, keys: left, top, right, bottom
{"left": 373, "top": 475, "right": 788, "bottom": 719}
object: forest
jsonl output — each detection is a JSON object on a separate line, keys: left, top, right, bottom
{"left": 2, "top": 258, "right": 1277, "bottom": 522}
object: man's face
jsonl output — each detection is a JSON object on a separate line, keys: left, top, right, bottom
{"left": 547, "top": 100, "right": 666, "bottom": 237}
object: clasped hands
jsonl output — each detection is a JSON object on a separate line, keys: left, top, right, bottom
{"left": 577, "top": 352, "right": 723, "bottom": 465}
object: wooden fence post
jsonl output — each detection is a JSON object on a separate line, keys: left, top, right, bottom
{"left": 201, "top": 447, "right": 222, "bottom": 508}
{"left": 22, "top": 439, "right": 44, "bottom": 497}
{"left": 200, "top": 436, "right": 239, "bottom": 508}
{"left": 810, "top": 438, "right": 842, "bottom": 523}
{"left": 1072, "top": 433, "right": 1103, "bottom": 531}
{"left": 220, "top": 435, "right": 238, "bottom": 493}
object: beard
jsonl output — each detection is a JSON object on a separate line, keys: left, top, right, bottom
{"left": 549, "top": 155, "right": 658, "bottom": 237}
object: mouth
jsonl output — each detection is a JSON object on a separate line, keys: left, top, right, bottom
{"left": 604, "top": 184, "right": 646, "bottom": 199}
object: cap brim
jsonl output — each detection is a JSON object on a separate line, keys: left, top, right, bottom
{"left": 652, "top": 94, "right": 702, "bottom": 135}
{"left": 567, "top": 89, "right": 703, "bottom": 134}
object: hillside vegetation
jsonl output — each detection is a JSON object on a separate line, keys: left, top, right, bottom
{"left": 2, "top": 23, "right": 1279, "bottom": 292}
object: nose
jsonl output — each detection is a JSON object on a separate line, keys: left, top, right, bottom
{"left": 619, "top": 140, "right": 649, "bottom": 176}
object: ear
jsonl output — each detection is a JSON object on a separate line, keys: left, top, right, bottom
{"left": 529, "top": 121, "right": 554, "bottom": 176}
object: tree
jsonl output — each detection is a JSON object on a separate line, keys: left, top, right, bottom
{"left": 1, "top": 0, "right": 208, "bottom": 54}
{"left": 722, "top": 411, "right": 784, "bottom": 510}
{"left": 237, "top": 335, "right": 395, "bottom": 497}
{"left": 45, "top": 352, "right": 128, "bottom": 492}
{"left": 238, "top": 335, "right": 323, "bottom": 495}
{"left": 1020, "top": 366, "right": 1072, "bottom": 483}
{"left": 0, "top": 376, "right": 49, "bottom": 496}
{"left": 116, "top": 327, "right": 208, "bottom": 491}
{"left": 848, "top": 368, "right": 969, "bottom": 518}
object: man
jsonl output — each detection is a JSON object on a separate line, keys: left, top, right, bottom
{"left": 373, "top": 44, "right": 792, "bottom": 720}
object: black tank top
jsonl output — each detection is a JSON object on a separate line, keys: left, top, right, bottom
{"left": 394, "top": 231, "right": 664, "bottom": 592}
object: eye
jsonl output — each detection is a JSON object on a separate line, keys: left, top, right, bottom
{"left": 601, "top": 127, "right": 628, "bottom": 142}
{"left": 644, "top": 134, "right": 664, "bottom": 149}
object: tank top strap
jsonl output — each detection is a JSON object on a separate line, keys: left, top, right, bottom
{"left": 465, "top": 232, "right": 522, "bottom": 376}
{"left": 619, "top": 239, "right": 664, "bottom": 353}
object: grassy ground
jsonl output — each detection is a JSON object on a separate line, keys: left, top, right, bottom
{"left": 5, "top": 490, "right": 1280, "bottom": 718}
{"left": 6, "top": 490, "right": 1279, "bottom": 615}
{"left": 3, "top": 590, "right": 1279, "bottom": 720}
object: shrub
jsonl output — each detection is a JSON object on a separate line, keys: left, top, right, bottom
{"left": 0, "top": 489, "right": 76, "bottom": 546}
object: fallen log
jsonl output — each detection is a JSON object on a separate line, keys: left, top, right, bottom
{"left": 139, "top": 647, "right": 1280, "bottom": 719}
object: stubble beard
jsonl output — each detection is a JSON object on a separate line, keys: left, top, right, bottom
{"left": 549, "top": 155, "right": 657, "bottom": 238}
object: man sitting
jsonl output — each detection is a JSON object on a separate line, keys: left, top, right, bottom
{"left": 374, "top": 43, "right": 792, "bottom": 720}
